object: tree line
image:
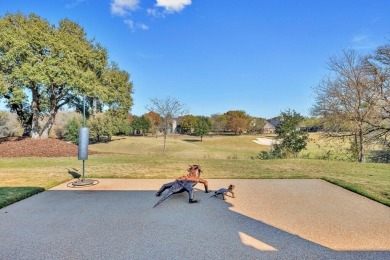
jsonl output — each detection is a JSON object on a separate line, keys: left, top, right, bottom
{"left": 132, "top": 109, "right": 267, "bottom": 137}
{"left": 61, "top": 106, "right": 268, "bottom": 144}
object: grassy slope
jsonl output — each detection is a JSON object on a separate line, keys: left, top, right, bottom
{"left": 1, "top": 134, "right": 389, "bottom": 208}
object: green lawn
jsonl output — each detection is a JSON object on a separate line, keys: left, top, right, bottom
{"left": 1, "top": 134, "right": 389, "bottom": 208}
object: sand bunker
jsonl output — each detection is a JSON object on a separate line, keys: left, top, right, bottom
{"left": 252, "top": 137, "right": 280, "bottom": 146}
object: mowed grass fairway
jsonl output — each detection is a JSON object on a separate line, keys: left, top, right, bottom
{"left": 1, "top": 134, "right": 389, "bottom": 208}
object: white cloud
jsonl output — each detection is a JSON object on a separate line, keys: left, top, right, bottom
{"left": 124, "top": 19, "right": 149, "bottom": 32}
{"left": 138, "top": 23, "right": 149, "bottom": 30}
{"left": 111, "top": 0, "right": 139, "bottom": 16}
{"left": 156, "top": 0, "right": 192, "bottom": 13}
{"left": 352, "top": 34, "right": 369, "bottom": 43}
{"left": 350, "top": 34, "right": 377, "bottom": 50}
{"left": 124, "top": 19, "right": 135, "bottom": 29}
{"left": 65, "top": 0, "right": 87, "bottom": 9}
{"left": 111, "top": 0, "right": 191, "bottom": 32}
{"left": 147, "top": 8, "right": 165, "bottom": 18}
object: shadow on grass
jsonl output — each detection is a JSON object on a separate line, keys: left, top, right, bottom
{"left": 0, "top": 187, "right": 45, "bottom": 209}
{"left": 183, "top": 139, "right": 202, "bottom": 143}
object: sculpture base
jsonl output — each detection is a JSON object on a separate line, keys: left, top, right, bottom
{"left": 71, "top": 179, "right": 96, "bottom": 187}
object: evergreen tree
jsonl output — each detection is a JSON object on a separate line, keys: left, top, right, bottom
{"left": 274, "top": 109, "right": 308, "bottom": 158}
{"left": 194, "top": 116, "right": 211, "bottom": 141}
{"left": 65, "top": 116, "right": 82, "bottom": 144}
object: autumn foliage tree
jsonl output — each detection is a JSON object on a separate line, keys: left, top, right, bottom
{"left": 145, "top": 111, "right": 162, "bottom": 137}
{"left": 225, "top": 110, "right": 251, "bottom": 134}
{"left": 179, "top": 114, "right": 196, "bottom": 134}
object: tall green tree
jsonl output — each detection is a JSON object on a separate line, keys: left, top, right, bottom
{"left": 274, "top": 109, "right": 308, "bottom": 158}
{"left": 106, "top": 109, "right": 131, "bottom": 136}
{"left": 0, "top": 13, "right": 133, "bottom": 138}
{"left": 88, "top": 114, "right": 110, "bottom": 143}
{"left": 179, "top": 114, "right": 196, "bottom": 134}
{"left": 194, "top": 116, "right": 211, "bottom": 141}
{"left": 130, "top": 115, "right": 151, "bottom": 135}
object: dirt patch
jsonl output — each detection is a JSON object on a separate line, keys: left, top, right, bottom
{"left": 0, "top": 137, "right": 98, "bottom": 157}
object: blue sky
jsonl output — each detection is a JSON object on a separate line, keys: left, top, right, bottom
{"left": 1, "top": 0, "right": 390, "bottom": 119}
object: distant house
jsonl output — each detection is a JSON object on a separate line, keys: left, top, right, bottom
{"left": 262, "top": 117, "right": 283, "bottom": 134}
{"left": 133, "top": 129, "right": 143, "bottom": 136}
{"left": 171, "top": 119, "right": 177, "bottom": 134}
{"left": 165, "top": 119, "right": 178, "bottom": 134}
{"left": 262, "top": 122, "right": 276, "bottom": 134}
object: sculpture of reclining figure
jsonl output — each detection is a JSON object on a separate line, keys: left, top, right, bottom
{"left": 153, "top": 180, "right": 198, "bottom": 208}
{"left": 153, "top": 165, "right": 209, "bottom": 208}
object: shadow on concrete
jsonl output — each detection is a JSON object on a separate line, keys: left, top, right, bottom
{"left": 0, "top": 187, "right": 389, "bottom": 259}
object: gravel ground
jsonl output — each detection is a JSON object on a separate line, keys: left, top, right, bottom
{"left": 0, "top": 179, "right": 389, "bottom": 260}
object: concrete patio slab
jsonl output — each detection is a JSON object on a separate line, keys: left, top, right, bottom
{"left": 1, "top": 179, "right": 389, "bottom": 259}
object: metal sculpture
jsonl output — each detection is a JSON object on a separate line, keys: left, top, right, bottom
{"left": 209, "top": 184, "right": 235, "bottom": 200}
{"left": 153, "top": 165, "right": 210, "bottom": 208}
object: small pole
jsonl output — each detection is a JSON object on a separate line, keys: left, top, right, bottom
{"left": 82, "top": 95, "right": 86, "bottom": 180}
{"left": 82, "top": 160, "right": 85, "bottom": 180}
{"left": 83, "top": 95, "right": 86, "bottom": 127}
{"left": 72, "top": 94, "right": 95, "bottom": 187}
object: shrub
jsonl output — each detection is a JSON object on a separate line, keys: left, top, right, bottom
{"left": 368, "top": 150, "right": 390, "bottom": 163}
{"left": 65, "top": 116, "right": 82, "bottom": 144}
{"left": 253, "top": 146, "right": 283, "bottom": 160}
{"left": 0, "top": 111, "right": 21, "bottom": 137}
{"left": 0, "top": 111, "right": 10, "bottom": 137}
